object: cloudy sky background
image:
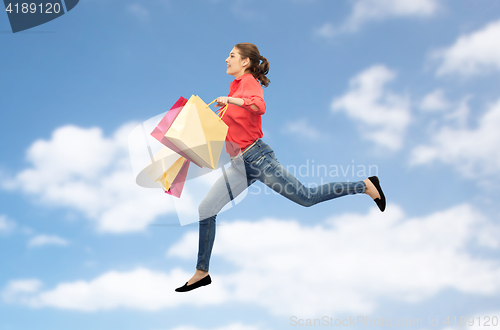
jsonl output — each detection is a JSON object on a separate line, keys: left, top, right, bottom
{"left": 1, "top": 0, "right": 500, "bottom": 329}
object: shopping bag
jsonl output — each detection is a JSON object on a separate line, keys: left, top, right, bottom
{"left": 164, "top": 95, "right": 229, "bottom": 169}
{"left": 151, "top": 96, "right": 187, "bottom": 143}
{"left": 150, "top": 96, "right": 203, "bottom": 167}
{"left": 139, "top": 145, "right": 190, "bottom": 197}
{"left": 164, "top": 158, "right": 190, "bottom": 198}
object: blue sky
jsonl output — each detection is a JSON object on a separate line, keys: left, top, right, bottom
{"left": 1, "top": 0, "right": 500, "bottom": 329}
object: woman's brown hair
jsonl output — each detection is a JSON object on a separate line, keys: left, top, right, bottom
{"left": 234, "top": 42, "right": 270, "bottom": 87}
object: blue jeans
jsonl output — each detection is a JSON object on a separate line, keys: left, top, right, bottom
{"left": 196, "top": 139, "right": 366, "bottom": 271}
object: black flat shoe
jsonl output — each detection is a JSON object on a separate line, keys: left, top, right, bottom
{"left": 175, "top": 275, "right": 212, "bottom": 292}
{"left": 368, "top": 176, "right": 386, "bottom": 212}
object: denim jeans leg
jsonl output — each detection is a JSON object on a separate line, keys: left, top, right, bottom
{"left": 258, "top": 159, "right": 366, "bottom": 207}
{"left": 196, "top": 159, "right": 252, "bottom": 271}
{"left": 243, "top": 140, "right": 367, "bottom": 207}
{"left": 196, "top": 215, "right": 216, "bottom": 271}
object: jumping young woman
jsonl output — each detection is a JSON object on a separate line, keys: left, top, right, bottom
{"left": 175, "top": 42, "right": 386, "bottom": 292}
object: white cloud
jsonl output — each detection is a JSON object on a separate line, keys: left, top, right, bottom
{"left": 2, "top": 279, "right": 42, "bottom": 305}
{"left": 317, "top": 0, "right": 440, "bottom": 36}
{"left": 1, "top": 268, "right": 230, "bottom": 311}
{"left": 420, "top": 89, "right": 450, "bottom": 111}
{"left": 127, "top": 4, "right": 150, "bottom": 21}
{"left": 169, "top": 203, "right": 500, "bottom": 316}
{"left": 4, "top": 204, "right": 500, "bottom": 315}
{"left": 281, "top": 118, "right": 322, "bottom": 140}
{"left": 0, "top": 214, "right": 16, "bottom": 235}
{"left": 443, "top": 95, "right": 471, "bottom": 128}
{"left": 411, "top": 97, "right": 500, "bottom": 178}
{"left": 331, "top": 65, "right": 411, "bottom": 150}
{"left": 27, "top": 235, "right": 69, "bottom": 248}
{"left": 433, "top": 19, "right": 500, "bottom": 76}
{"left": 1, "top": 124, "right": 178, "bottom": 233}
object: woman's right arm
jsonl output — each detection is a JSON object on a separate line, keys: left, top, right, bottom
{"left": 216, "top": 96, "right": 263, "bottom": 113}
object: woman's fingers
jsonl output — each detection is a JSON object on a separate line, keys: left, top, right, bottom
{"left": 213, "top": 97, "right": 230, "bottom": 108}
{"left": 216, "top": 97, "right": 229, "bottom": 105}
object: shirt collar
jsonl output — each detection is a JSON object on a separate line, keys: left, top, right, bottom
{"left": 234, "top": 73, "right": 252, "bottom": 81}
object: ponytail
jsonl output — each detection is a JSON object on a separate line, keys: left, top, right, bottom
{"left": 234, "top": 43, "right": 270, "bottom": 87}
{"left": 256, "top": 55, "right": 270, "bottom": 87}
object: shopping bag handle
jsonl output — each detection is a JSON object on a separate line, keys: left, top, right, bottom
{"left": 206, "top": 99, "right": 229, "bottom": 121}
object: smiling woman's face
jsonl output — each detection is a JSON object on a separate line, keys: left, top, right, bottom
{"left": 225, "top": 47, "right": 249, "bottom": 78}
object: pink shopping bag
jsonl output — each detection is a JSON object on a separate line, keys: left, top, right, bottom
{"left": 151, "top": 96, "right": 202, "bottom": 168}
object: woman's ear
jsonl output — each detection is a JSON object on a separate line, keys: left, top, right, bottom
{"left": 242, "top": 57, "right": 250, "bottom": 68}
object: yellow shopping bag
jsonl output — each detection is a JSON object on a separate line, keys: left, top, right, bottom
{"left": 154, "top": 156, "right": 185, "bottom": 191}
{"left": 164, "top": 95, "right": 229, "bottom": 169}
{"left": 142, "top": 146, "right": 187, "bottom": 191}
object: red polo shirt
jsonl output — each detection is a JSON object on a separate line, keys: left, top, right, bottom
{"left": 222, "top": 73, "right": 266, "bottom": 156}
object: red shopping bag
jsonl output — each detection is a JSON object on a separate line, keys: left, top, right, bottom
{"left": 164, "top": 158, "right": 190, "bottom": 198}
{"left": 150, "top": 96, "right": 202, "bottom": 168}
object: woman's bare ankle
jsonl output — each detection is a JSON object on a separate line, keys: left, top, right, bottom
{"left": 363, "top": 179, "right": 371, "bottom": 194}
{"left": 193, "top": 269, "right": 208, "bottom": 280}
{"left": 363, "top": 178, "right": 380, "bottom": 200}
{"left": 187, "top": 270, "right": 209, "bottom": 285}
